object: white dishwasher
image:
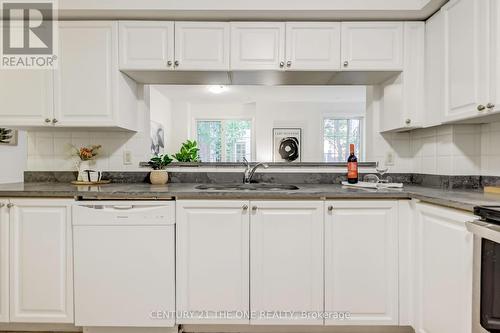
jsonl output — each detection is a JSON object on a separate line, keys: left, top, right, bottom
{"left": 73, "top": 201, "right": 176, "bottom": 327}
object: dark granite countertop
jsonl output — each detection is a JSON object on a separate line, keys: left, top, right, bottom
{"left": 0, "top": 182, "right": 499, "bottom": 212}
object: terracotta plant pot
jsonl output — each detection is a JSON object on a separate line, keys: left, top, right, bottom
{"left": 150, "top": 170, "right": 169, "bottom": 185}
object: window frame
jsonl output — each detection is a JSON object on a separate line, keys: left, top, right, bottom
{"left": 194, "top": 117, "right": 255, "bottom": 162}
{"left": 321, "top": 115, "right": 365, "bottom": 162}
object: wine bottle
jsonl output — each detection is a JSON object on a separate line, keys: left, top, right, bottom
{"left": 347, "top": 144, "right": 358, "bottom": 184}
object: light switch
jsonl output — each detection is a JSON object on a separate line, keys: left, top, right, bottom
{"left": 123, "top": 150, "right": 132, "bottom": 165}
{"left": 385, "top": 151, "right": 395, "bottom": 166}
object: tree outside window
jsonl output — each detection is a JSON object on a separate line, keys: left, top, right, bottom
{"left": 197, "top": 120, "right": 251, "bottom": 162}
{"left": 324, "top": 118, "right": 362, "bottom": 162}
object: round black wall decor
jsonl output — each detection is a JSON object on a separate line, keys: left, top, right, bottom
{"left": 278, "top": 137, "right": 299, "bottom": 162}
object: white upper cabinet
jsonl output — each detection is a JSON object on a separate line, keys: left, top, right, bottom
{"left": 325, "top": 201, "right": 399, "bottom": 325}
{"left": 0, "top": 70, "right": 53, "bottom": 128}
{"left": 424, "top": 10, "right": 445, "bottom": 127}
{"left": 230, "top": 22, "right": 285, "bottom": 70}
{"left": 9, "top": 199, "right": 73, "bottom": 323}
{"left": 341, "top": 22, "right": 403, "bottom": 70}
{"left": 250, "top": 201, "right": 323, "bottom": 325}
{"left": 119, "top": 21, "right": 174, "bottom": 70}
{"left": 54, "top": 21, "right": 137, "bottom": 130}
{"left": 443, "top": 0, "right": 489, "bottom": 122}
{"left": 285, "top": 22, "right": 341, "bottom": 71}
{"left": 55, "top": 21, "right": 114, "bottom": 126}
{"left": 380, "top": 22, "right": 425, "bottom": 132}
{"left": 176, "top": 200, "right": 250, "bottom": 324}
{"left": 0, "top": 201, "right": 8, "bottom": 323}
{"left": 175, "top": 22, "right": 230, "bottom": 70}
{"left": 414, "top": 202, "right": 473, "bottom": 333}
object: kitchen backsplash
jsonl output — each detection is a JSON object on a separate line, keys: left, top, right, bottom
{"left": 25, "top": 120, "right": 500, "bottom": 177}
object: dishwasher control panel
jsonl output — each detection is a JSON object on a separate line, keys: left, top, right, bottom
{"left": 73, "top": 201, "right": 175, "bottom": 226}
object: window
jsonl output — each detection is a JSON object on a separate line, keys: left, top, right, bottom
{"left": 196, "top": 120, "right": 252, "bottom": 162}
{"left": 323, "top": 118, "right": 362, "bottom": 162}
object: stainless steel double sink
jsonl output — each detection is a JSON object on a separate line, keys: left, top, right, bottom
{"left": 195, "top": 184, "right": 299, "bottom": 191}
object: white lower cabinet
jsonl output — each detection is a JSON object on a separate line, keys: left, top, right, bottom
{"left": 0, "top": 196, "right": 478, "bottom": 332}
{"left": 250, "top": 201, "right": 324, "bottom": 325}
{"left": 325, "top": 200, "right": 399, "bottom": 325}
{"left": 414, "top": 202, "right": 473, "bottom": 333}
{"left": 8, "top": 199, "right": 73, "bottom": 323}
{"left": 176, "top": 200, "right": 250, "bottom": 324}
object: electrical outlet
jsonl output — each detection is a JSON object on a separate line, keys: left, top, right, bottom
{"left": 123, "top": 150, "right": 132, "bottom": 165}
{"left": 385, "top": 151, "right": 395, "bottom": 166}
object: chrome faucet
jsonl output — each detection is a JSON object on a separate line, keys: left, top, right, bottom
{"left": 243, "top": 157, "right": 269, "bottom": 184}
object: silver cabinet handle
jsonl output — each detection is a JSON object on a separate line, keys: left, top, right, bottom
{"left": 44, "top": 118, "right": 51, "bottom": 123}
{"left": 0, "top": 203, "right": 4, "bottom": 208}
{"left": 174, "top": 60, "right": 179, "bottom": 67}
{"left": 52, "top": 118, "right": 58, "bottom": 124}
{"left": 328, "top": 205, "right": 333, "bottom": 212}
{"left": 167, "top": 60, "right": 173, "bottom": 67}
{"left": 242, "top": 204, "right": 249, "bottom": 211}
{"left": 6, "top": 203, "right": 14, "bottom": 208}
{"left": 478, "top": 104, "right": 486, "bottom": 111}
{"left": 252, "top": 206, "right": 258, "bottom": 212}
{"left": 286, "top": 61, "right": 292, "bottom": 68}
{"left": 279, "top": 61, "right": 285, "bottom": 68}
{"left": 343, "top": 61, "right": 349, "bottom": 67}
{"left": 405, "top": 119, "right": 412, "bottom": 125}
{"left": 487, "top": 103, "right": 495, "bottom": 109}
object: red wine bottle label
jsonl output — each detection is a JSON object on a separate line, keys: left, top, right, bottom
{"left": 347, "top": 162, "right": 358, "bottom": 179}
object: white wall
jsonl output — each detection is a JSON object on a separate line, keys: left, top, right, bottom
{"left": 0, "top": 131, "right": 27, "bottom": 183}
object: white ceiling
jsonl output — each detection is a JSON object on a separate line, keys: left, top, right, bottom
{"left": 57, "top": 0, "right": 448, "bottom": 20}
{"left": 153, "top": 85, "right": 367, "bottom": 104}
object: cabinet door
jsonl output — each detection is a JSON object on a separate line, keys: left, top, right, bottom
{"left": 0, "top": 201, "right": 9, "bottom": 323}
{"left": 325, "top": 200, "right": 398, "bottom": 325}
{"left": 414, "top": 202, "right": 473, "bottom": 333}
{"left": 0, "top": 70, "right": 53, "bottom": 127}
{"left": 176, "top": 200, "right": 250, "bottom": 324}
{"left": 443, "top": 0, "right": 489, "bottom": 121}
{"left": 54, "top": 21, "right": 117, "bottom": 127}
{"left": 175, "top": 22, "right": 230, "bottom": 71}
{"left": 341, "top": 22, "right": 403, "bottom": 70}
{"left": 9, "top": 199, "right": 73, "bottom": 323}
{"left": 285, "top": 22, "right": 340, "bottom": 71}
{"left": 250, "top": 201, "right": 323, "bottom": 325}
{"left": 380, "top": 22, "right": 425, "bottom": 132}
{"left": 230, "top": 22, "right": 285, "bottom": 70}
{"left": 119, "top": 21, "right": 174, "bottom": 70}
{"left": 424, "top": 10, "right": 446, "bottom": 127}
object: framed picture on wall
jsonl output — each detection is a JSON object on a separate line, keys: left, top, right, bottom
{"left": 0, "top": 128, "right": 18, "bottom": 146}
{"left": 150, "top": 121, "right": 165, "bottom": 155}
{"left": 273, "top": 128, "right": 301, "bottom": 163}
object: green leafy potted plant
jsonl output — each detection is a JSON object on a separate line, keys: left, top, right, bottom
{"left": 148, "top": 154, "right": 173, "bottom": 185}
{"left": 172, "top": 140, "right": 200, "bottom": 162}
